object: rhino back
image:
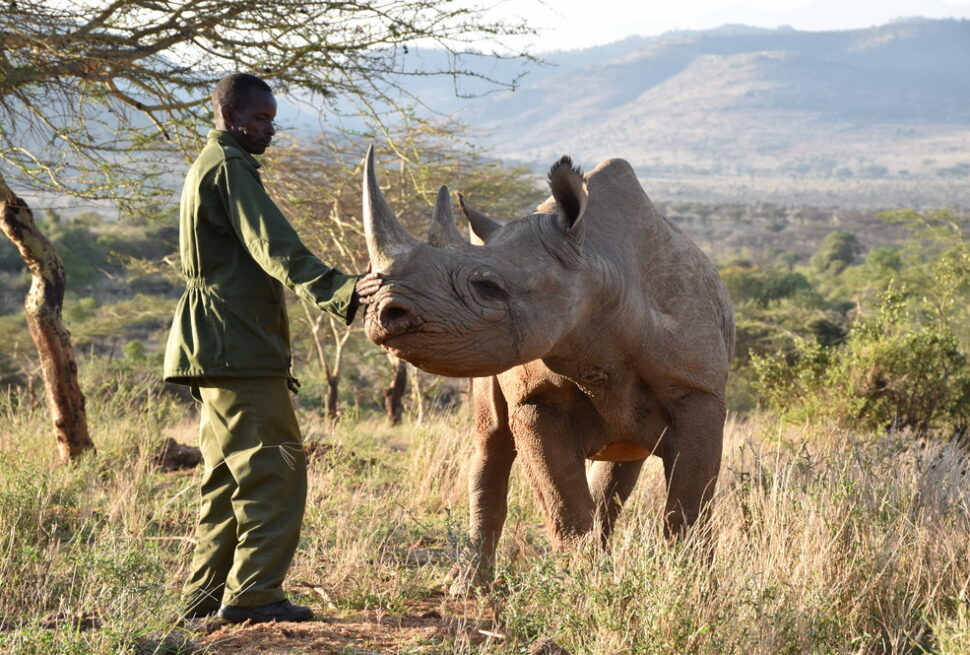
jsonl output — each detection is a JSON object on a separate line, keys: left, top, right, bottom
{"left": 580, "top": 158, "right": 735, "bottom": 392}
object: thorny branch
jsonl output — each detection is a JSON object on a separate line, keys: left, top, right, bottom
{"left": 0, "top": 0, "right": 538, "bottom": 205}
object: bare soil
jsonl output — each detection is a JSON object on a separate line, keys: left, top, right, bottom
{"left": 194, "top": 596, "right": 502, "bottom": 654}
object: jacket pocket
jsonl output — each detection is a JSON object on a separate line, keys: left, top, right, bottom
{"left": 223, "top": 297, "right": 289, "bottom": 371}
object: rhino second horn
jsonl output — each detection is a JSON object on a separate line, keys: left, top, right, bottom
{"left": 362, "top": 145, "right": 419, "bottom": 271}
{"left": 427, "top": 185, "right": 468, "bottom": 250}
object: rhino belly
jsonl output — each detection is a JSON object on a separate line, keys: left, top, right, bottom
{"left": 589, "top": 441, "right": 652, "bottom": 461}
{"left": 584, "top": 384, "right": 668, "bottom": 462}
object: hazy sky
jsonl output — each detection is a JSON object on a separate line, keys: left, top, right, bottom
{"left": 503, "top": 0, "right": 970, "bottom": 51}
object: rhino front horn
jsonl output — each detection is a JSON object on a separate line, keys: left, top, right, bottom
{"left": 362, "top": 145, "right": 419, "bottom": 272}
{"left": 427, "top": 185, "right": 468, "bottom": 251}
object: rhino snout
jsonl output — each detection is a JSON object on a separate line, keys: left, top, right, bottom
{"left": 368, "top": 297, "right": 421, "bottom": 344}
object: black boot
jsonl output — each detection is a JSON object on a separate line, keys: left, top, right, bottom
{"left": 218, "top": 599, "right": 313, "bottom": 623}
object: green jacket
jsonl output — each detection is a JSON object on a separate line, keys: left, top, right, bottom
{"left": 163, "top": 130, "right": 357, "bottom": 385}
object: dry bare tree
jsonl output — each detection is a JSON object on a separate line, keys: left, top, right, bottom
{"left": 0, "top": 0, "right": 536, "bottom": 460}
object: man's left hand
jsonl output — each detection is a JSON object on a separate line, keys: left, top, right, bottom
{"left": 355, "top": 271, "right": 383, "bottom": 305}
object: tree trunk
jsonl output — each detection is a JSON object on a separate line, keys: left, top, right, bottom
{"left": 411, "top": 366, "right": 425, "bottom": 425}
{"left": 302, "top": 304, "right": 353, "bottom": 423}
{"left": 324, "top": 373, "right": 339, "bottom": 420}
{"left": 383, "top": 356, "right": 408, "bottom": 425}
{"left": 0, "top": 179, "right": 94, "bottom": 462}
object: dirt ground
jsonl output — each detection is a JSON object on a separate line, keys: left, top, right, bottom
{"left": 188, "top": 595, "right": 506, "bottom": 654}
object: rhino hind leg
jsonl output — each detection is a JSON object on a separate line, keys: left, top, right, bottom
{"left": 588, "top": 459, "right": 646, "bottom": 545}
{"left": 661, "top": 391, "right": 725, "bottom": 539}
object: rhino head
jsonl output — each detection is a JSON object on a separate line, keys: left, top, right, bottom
{"left": 361, "top": 145, "right": 593, "bottom": 378}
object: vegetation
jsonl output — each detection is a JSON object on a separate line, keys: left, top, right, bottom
{"left": 738, "top": 209, "right": 970, "bottom": 435}
{"left": 1, "top": 175, "right": 968, "bottom": 651}
{"left": 0, "top": 363, "right": 967, "bottom": 653}
{"left": 0, "top": 0, "right": 535, "bottom": 203}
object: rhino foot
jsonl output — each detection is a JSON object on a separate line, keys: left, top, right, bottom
{"left": 445, "top": 559, "right": 493, "bottom": 597}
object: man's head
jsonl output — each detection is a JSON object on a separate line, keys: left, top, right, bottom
{"left": 212, "top": 73, "right": 277, "bottom": 155}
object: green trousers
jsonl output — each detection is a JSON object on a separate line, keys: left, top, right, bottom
{"left": 182, "top": 377, "right": 307, "bottom": 613}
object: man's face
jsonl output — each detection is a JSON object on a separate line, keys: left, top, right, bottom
{"left": 222, "top": 90, "right": 277, "bottom": 155}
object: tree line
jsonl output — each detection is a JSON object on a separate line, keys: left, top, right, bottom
{"left": 726, "top": 210, "right": 970, "bottom": 436}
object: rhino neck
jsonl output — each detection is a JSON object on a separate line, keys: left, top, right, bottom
{"left": 537, "top": 210, "right": 667, "bottom": 386}
{"left": 538, "top": 264, "right": 644, "bottom": 383}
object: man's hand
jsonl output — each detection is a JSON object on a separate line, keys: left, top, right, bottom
{"left": 355, "top": 271, "right": 383, "bottom": 306}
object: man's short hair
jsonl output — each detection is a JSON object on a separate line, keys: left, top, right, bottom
{"left": 212, "top": 73, "right": 273, "bottom": 114}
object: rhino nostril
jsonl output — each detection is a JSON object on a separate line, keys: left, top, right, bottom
{"left": 378, "top": 303, "right": 414, "bottom": 332}
{"left": 382, "top": 306, "right": 409, "bottom": 323}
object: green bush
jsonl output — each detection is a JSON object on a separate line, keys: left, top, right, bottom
{"left": 753, "top": 289, "right": 970, "bottom": 434}
{"left": 122, "top": 340, "right": 146, "bottom": 362}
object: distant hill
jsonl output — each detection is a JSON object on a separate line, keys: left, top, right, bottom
{"left": 350, "top": 18, "right": 970, "bottom": 188}
{"left": 460, "top": 19, "right": 969, "bottom": 179}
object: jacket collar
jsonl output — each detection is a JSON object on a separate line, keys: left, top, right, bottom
{"left": 208, "top": 129, "right": 261, "bottom": 169}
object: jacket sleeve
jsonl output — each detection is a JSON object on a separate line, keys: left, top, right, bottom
{"left": 217, "top": 156, "right": 359, "bottom": 324}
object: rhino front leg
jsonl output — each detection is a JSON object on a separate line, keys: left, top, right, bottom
{"left": 452, "top": 377, "right": 516, "bottom": 594}
{"left": 511, "top": 400, "right": 595, "bottom": 550}
{"left": 588, "top": 459, "right": 645, "bottom": 545}
{"left": 661, "top": 391, "right": 725, "bottom": 538}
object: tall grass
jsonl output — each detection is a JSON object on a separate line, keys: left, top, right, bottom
{"left": 0, "top": 365, "right": 197, "bottom": 654}
{"left": 493, "top": 420, "right": 970, "bottom": 654}
{"left": 1, "top": 365, "right": 968, "bottom": 654}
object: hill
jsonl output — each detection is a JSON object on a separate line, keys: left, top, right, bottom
{"left": 458, "top": 19, "right": 969, "bottom": 173}
{"left": 342, "top": 18, "right": 970, "bottom": 206}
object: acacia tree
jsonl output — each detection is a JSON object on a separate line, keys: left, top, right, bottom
{"left": 0, "top": 0, "right": 535, "bottom": 460}
{"left": 266, "top": 123, "right": 540, "bottom": 422}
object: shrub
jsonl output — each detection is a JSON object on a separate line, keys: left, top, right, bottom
{"left": 753, "top": 288, "right": 970, "bottom": 434}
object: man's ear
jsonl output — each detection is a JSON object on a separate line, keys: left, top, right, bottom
{"left": 219, "top": 104, "right": 235, "bottom": 128}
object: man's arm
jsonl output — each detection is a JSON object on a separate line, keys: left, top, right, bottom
{"left": 218, "top": 157, "right": 360, "bottom": 324}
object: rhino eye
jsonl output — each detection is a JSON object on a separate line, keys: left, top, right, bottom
{"left": 471, "top": 278, "right": 507, "bottom": 302}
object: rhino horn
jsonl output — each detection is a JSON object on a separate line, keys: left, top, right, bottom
{"left": 427, "top": 185, "right": 468, "bottom": 250}
{"left": 363, "top": 145, "right": 419, "bottom": 271}
{"left": 457, "top": 192, "right": 501, "bottom": 245}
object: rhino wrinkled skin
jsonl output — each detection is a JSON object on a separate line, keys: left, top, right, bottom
{"left": 360, "top": 146, "right": 735, "bottom": 586}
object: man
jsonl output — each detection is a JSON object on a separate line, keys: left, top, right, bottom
{"left": 163, "top": 73, "right": 379, "bottom": 624}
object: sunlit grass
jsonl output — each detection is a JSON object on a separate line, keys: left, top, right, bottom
{"left": 1, "top": 366, "right": 968, "bottom": 654}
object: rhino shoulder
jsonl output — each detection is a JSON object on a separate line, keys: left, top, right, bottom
{"left": 586, "top": 158, "right": 639, "bottom": 185}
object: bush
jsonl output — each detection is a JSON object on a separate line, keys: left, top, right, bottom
{"left": 753, "top": 289, "right": 970, "bottom": 434}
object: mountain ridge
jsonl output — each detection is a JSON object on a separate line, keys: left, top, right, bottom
{"left": 406, "top": 18, "right": 970, "bottom": 180}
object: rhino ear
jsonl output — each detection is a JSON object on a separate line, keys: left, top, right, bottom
{"left": 468, "top": 225, "right": 485, "bottom": 247}
{"left": 548, "top": 155, "right": 588, "bottom": 234}
{"left": 457, "top": 192, "right": 500, "bottom": 245}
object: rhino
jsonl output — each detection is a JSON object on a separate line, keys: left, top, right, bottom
{"left": 359, "top": 146, "right": 735, "bottom": 584}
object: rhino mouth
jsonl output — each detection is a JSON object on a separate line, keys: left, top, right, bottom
{"left": 374, "top": 329, "right": 422, "bottom": 348}
{"left": 368, "top": 323, "right": 421, "bottom": 347}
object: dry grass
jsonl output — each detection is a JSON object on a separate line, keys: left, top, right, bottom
{"left": 1, "top": 373, "right": 968, "bottom": 654}
{"left": 496, "top": 418, "right": 970, "bottom": 653}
